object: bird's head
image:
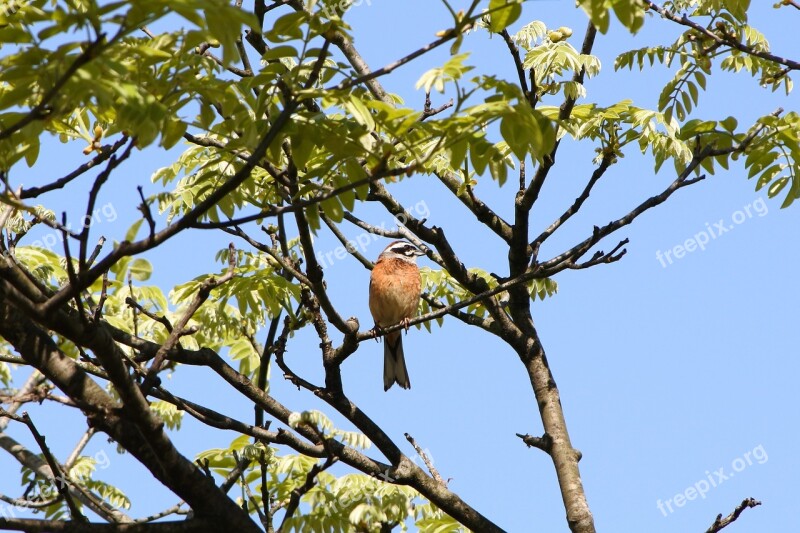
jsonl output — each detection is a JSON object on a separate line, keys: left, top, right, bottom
{"left": 378, "top": 241, "right": 425, "bottom": 264}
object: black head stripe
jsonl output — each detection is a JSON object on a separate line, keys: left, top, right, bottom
{"left": 386, "top": 241, "right": 421, "bottom": 258}
{"left": 388, "top": 242, "right": 409, "bottom": 252}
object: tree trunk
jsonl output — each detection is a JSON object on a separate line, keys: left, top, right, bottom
{"left": 524, "top": 329, "right": 595, "bottom": 533}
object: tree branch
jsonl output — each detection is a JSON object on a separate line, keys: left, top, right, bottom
{"left": 140, "top": 243, "right": 237, "bottom": 396}
{"left": 647, "top": 2, "right": 800, "bottom": 71}
{"left": 0, "top": 283, "right": 262, "bottom": 531}
{"left": 521, "top": 21, "right": 598, "bottom": 212}
{"left": 19, "top": 136, "right": 130, "bottom": 199}
{"left": 0, "top": 517, "right": 219, "bottom": 532}
{"left": 17, "top": 412, "right": 86, "bottom": 522}
{"left": 705, "top": 498, "right": 761, "bottom": 533}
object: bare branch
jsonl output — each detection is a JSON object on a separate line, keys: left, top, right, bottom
{"left": 531, "top": 155, "right": 613, "bottom": 257}
{"left": 19, "top": 136, "right": 131, "bottom": 199}
{"left": 132, "top": 502, "right": 191, "bottom": 524}
{"left": 405, "top": 433, "right": 445, "bottom": 487}
{"left": 499, "top": 28, "right": 532, "bottom": 106}
{"left": 233, "top": 450, "right": 267, "bottom": 527}
{"left": 434, "top": 170, "right": 513, "bottom": 243}
{"left": 320, "top": 210, "right": 374, "bottom": 270}
{"left": 516, "top": 432, "right": 553, "bottom": 455}
{"left": 65, "top": 427, "right": 97, "bottom": 471}
{"left": 0, "top": 492, "right": 60, "bottom": 509}
{"left": 706, "top": 498, "right": 762, "bottom": 533}
{"left": 18, "top": 412, "right": 86, "bottom": 522}
{"left": 0, "top": 517, "right": 218, "bottom": 531}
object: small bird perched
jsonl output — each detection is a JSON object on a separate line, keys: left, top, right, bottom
{"left": 369, "top": 240, "right": 425, "bottom": 391}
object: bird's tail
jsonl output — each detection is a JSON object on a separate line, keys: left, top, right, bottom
{"left": 384, "top": 331, "right": 410, "bottom": 391}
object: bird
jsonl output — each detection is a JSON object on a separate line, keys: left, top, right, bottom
{"left": 369, "top": 240, "right": 425, "bottom": 391}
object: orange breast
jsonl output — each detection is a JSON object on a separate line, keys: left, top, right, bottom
{"left": 369, "top": 258, "right": 421, "bottom": 327}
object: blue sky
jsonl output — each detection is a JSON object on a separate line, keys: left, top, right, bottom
{"left": 2, "top": 1, "right": 799, "bottom": 531}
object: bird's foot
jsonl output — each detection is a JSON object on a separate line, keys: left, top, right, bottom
{"left": 369, "top": 324, "right": 384, "bottom": 341}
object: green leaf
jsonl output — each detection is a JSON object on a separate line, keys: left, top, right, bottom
{"left": 125, "top": 219, "right": 144, "bottom": 242}
{"left": 768, "top": 176, "right": 788, "bottom": 198}
{"left": 488, "top": 0, "right": 522, "bottom": 33}
{"left": 500, "top": 113, "right": 526, "bottom": 159}
{"left": 261, "top": 45, "right": 298, "bottom": 61}
{"left": 612, "top": 0, "right": 646, "bottom": 33}
{"left": 720, "top": 116, "right": 738, "bottom": 132}
{"left": 724, "top": 0, "right": 751, "bottom": 21}
{"left": 578, "top": 0, "right": 611, "bottom": 34}
{"left": 129, "top": 258, "right": 152, "bottom": 281}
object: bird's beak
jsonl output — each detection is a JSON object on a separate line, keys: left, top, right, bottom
{"left": 414, "top": 248, "right": 426, "bottom": 257}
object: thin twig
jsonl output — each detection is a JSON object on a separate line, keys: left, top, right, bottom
{"left": 233, "top": 450, "right": 267, "bottom": 526}
{"left": 65, "top": 428, "right": 97, "bottom": 470}
{"left": 125, "top": 296, "right": 174, "bottom": 333}
{"left": 0, "top": 492, "right": 61, "bottom": 509}
{"left": 647, "top": 1, "right": 800, "bottom": 71}
{"left": 320, "top": 210, "right": 374, "bottom": 270}
{"left": 19, "top": 413, "right": 86, "bottom": 522}
{"left": 132, "top": 502, "right": 191, "bottom": 523}
{"left": 404, "top": 433, "right": 445, "bottom": 486}
{"left": 79, "top": 140, "right": 136, "bottom": 269}
{"left": 20, "top": 136, "right": 130, "bottom": 199}
{"left": 92, "top": 271, "right": 109, "bottom": 323}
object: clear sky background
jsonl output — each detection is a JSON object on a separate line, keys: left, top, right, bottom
{"left": 2, "top": 1, "right": 798, "bottom": 532}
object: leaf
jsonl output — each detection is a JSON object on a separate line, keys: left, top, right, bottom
{"left": 612, "top": 0, "right": 646, "bottom": 33}
{"left": 488, "top": 0, "right": 522, "bottom": 33}
{"left": 720, "top": 116, "right": 738, "bottom": 132}
{"left": 578, "top": 0, "right": 610, "bottom": 34}
{"left": 500, "top": 113, "right": 526, "bottom": 160}
{"left": 724, "top": 0, "right": 751, "bottom": 21}
{"left": 768, "top": 176, "right": 788, "bottom": 198}
{"left": 129, "top": 258, "right": 152, "bottom": 281}
{"left": 261, "top": 45, "right": 298, "bottom": 61}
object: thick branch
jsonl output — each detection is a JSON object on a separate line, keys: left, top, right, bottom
{"left": 0, "top": 517, "right": 218, "bottom": 532}
{"left": 434, "top": 170, "right": 513, "bottom": 243}
{"left": 0, "top": 285, "right": 261, "bottom": 532}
